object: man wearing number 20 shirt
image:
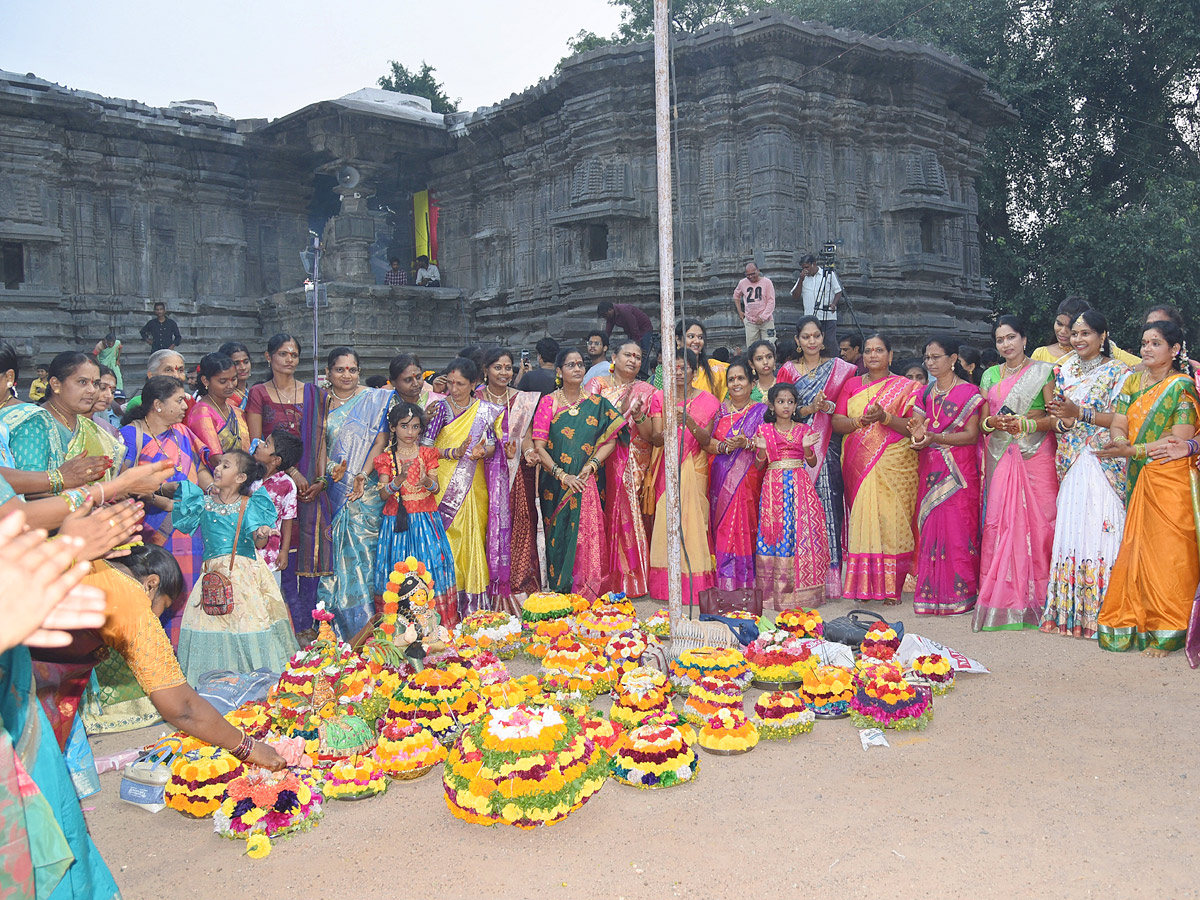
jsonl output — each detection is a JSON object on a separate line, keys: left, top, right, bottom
{"left": 732, "top": 262, "right": 776, "bottom": 347}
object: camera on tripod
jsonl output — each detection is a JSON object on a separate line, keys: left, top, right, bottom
{"left": 820, "top": 241, "right": 838, "bottom": 271}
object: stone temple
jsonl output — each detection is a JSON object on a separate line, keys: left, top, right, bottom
{"left": 0, "top": 12, "right": 1013, "bottom": 379}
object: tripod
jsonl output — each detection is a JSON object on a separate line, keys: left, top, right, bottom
{"left": 813, "top": 259, "right": 866, "bottom": 350}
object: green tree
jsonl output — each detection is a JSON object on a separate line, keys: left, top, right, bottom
{"left": 378, "top": 60, "right": 460, "bottom": 114}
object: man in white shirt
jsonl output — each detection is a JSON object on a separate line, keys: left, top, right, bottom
{"left": 790, "top": 254, "right": 842, "bottom": 355}
{"left": 415, "top": 255, "right": 441, "bottom": 287}
{"left": 732, "top": 262, "right": 776, "bottom": 346}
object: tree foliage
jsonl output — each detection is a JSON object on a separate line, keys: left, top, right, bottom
{"left": 561, "top": 0, "right": 1200, "bottom": 341}
{"left": 378, "top": 60, "right": 459, "bottom": 114}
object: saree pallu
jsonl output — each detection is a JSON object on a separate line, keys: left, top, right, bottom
{"left": 476, "top": 388, "right": 542, "bottom": 613}
{"left": 837, "top": 375, "right": 919, "bottom": 602}
{"left": 912, "top": 382, "right": 983, "bottom": 616}
{"left": 973, "top": 361, "right": 1057, "bottom": 632}
{"left": 703, "top": 402, "right": 766, "bottom": 613}
{"left": 534, "top": 394, "right": 623, "bottom": 596}
{"left": 780, "top": 357, "right": 857, "bottom": 597}
{"left": 426, "top": 399, "right": 506, "bottom": 621}
{"left": 647, "top": 391, "right": 721, "bottom": 604}
{"left": 1042, "top": 355, "right": 1130, "bottom": 638}
{"left": 589, "top": 378, "right": 658, "bottom": 598}
{"left": 317, "top": 389, "right": 390, "bottom": 639}
{"left": 1, "top": 404, "right": 123, "bottom": 479}
{"left": 755, "top": 423, "right": 830, "bottom": 610}
{"left": 281, "top": 382, "right": 333, "bottom": 628}
{"left": 0, "top": 648, "right": 119, "bottom": 900}
{"left": 1099, "top": 373, "right": 1199, "bottom": 653}
{"left": 184, "top": 400, "right": 249, "bottom": 470}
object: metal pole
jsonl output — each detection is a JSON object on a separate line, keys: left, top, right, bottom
{"left": 654, "top": 0, "right": 683, "bottom": 631}
{"left": 311, "top": 233, "right": 321, "bottom": 384}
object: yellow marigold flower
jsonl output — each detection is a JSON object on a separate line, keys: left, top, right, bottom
{"left": 246, "top": 834, "right": 271, "bottom": 859}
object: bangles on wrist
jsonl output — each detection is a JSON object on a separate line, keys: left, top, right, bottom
{"left": 1081, "top": 408, "right": 1095, "bottom": 425}
{"left": 48, "top": 468, "right": 64, "bottom": 494}
{"left": 1188, "top": 439, "right": 1200, "bottom": 457}
{"left": 980, "top": 417, "right": 995, "bottom": 434}
{"left": 230, "top": 731, "right": 254, "bottom": 762}
{"left": 1020, "top": 417, "right": 1036, "bottom": 435}
{"left": 1133, "top": 443, "right": 1148, "bottom": 460}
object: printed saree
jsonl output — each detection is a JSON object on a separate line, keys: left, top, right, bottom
{"left": 704, "top": 401, "right": 766, "bottom": 613}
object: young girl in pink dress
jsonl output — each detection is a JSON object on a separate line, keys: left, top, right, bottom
{"left": 754, "top": 383, "right": 830, "bottom": 609}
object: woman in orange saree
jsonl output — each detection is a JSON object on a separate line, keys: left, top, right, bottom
{"left": 832, "top": 334, "right": 919, "bottom": 605}
{"left": 1097, "top": 321, "right": 1199, "bottom": 656}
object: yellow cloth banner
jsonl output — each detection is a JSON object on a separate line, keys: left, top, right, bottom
{"left": 414, "top": 190, "right": 430, "bottom": 261}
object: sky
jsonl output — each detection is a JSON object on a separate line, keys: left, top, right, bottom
{"left": 0, "top": 0, "right": 626, "bottom": 120}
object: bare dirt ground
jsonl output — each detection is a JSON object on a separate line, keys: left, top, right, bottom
{"left": 87, "top": 598, "right": 1200, "bottom": 900}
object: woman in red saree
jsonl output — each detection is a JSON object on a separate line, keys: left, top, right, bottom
{"left": 832, "top": 334, "right": 919, "bottom": 604}
{"left": 973, "top": 316, "right": 1058, "bottom": 632}
{"left": 703, "top": 358, "right": 766, "bottom": 613}
{"left": 647, "top": 349, "right": 721, "bottom": 605}
{"left": 588, "top": 340, "right": 660, "bottom": 597}
{"left": 907, "top": 337, "right": 984, "bottom": 615}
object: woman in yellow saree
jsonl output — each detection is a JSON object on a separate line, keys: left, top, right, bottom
{"left": 1097, "top": 321, "right": 1199, "bottom": 656}
{"left": 832, "top": 334, "right": 920, "bottom": 605}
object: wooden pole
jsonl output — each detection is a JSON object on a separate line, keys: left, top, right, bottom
{"left": 653, "top": 0, "right": 683, "bottom": 633}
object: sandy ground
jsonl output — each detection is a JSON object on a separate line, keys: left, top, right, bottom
{"left": 86, "top": 599, "right": 1200, "bottom": 900}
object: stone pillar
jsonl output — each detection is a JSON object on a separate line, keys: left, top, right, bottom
{"left": 322, "top": 177, "right": 378, "bottom": 283}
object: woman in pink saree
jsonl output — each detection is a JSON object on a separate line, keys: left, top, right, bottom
{"left": 907, "top": 337, "right": 984, "bottom": 615}
{"left": 588, "top": 340, "right": 660, "bottom": 597}
{"left": 778, "top": 315, "right": 857, "bottom": 598}
{"left": 832, "top": 334, "right": 920, "bottom": 605}
{"left": 703, "top": 358, "right": 766, "bottom": 613}
{"left": 973, "top": 316, "right": 1058, "bottom": 632}
{"left": 647, "top": 348, "right": 721, "bottom": 605}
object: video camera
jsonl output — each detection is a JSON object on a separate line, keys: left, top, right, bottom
{"left": 819, "top": 241, "right": 838, "bottom": 272}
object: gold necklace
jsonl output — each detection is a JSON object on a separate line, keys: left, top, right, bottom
{"left": 555, "top": 389, "right": 586, "bottom": 417}
{"left": 1003, "top": 356, "right": 1027, "bottom": 375}
{"left": 484, "top": 385, "right": 511, "bottom": 406}
{"left": 46, "top": 400, "right": 78, "bottom": 431}
{"left": 329, "top": 385, "right": 357, "bottom": 403}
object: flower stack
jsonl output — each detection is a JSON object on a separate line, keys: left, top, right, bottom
{"left": 324, "top": 757, "right": 388, "bottom": 800}
{"left": 574, "top": 603, "right": 639, "bottom": 650}
{"left": 521, "top": 619, "right": 573, "bottom": 661}
{"left": 468, "top": 650, "right": 510, "bottom": 687}
{"left": 224, "top": 703, "right": 272, "bottom": 739}
{"left": 478, "top": 673, "right": 542, "bottom": 708}
{"left": 849, "top": 662, "right": 933, "bottom": 730}
{"left": 213, "top": 768, "right": 324, "bottom": 841}
{"left": 387, "top": 666, "right": 485, "bottom": 746}
{"left": 609, "top": 666, "right": 673, "bottom": 730}
{"left": 604, "top": 630, "right": 649, "bottom": 674}
{"left": 611, "top": 719, "right": 699, "bottom": 789}
{"left": 911, "top": 654, "right": 956, "bottom": 694}
{"left": 165, "top": 748, "right": 243, "bottom": 818}
{"left": 668, "top": 646, "right": 751, "bottom": 691}
{"left": 697, "top": 708, "right": 759, "bottom": 755}
{"left": 859, "top": 621, "right": 902, "bottom": 662}
{"left": 643, "top": 608, "right": 671, "bottom": 638}
{"left": 682, "top": 675, "right": 744, "bottom": 726}
{"left": 443, "top": 704, "right": 608, "bottom": 828}
{"left": 578, "top": 713, "right": 624, "bottom": 763}
{"left": 456, "top": 611, "right": 523, "bottom": 660}
{"left": 751, "top": 691, "right": 815, "bottom": 739}
{"left": 373, "top": 721, "right": 446, "bottom": 780}
{"left": 775, "top": 607, "right": 824, "bottom": 639}
{"left": 745, "top": 632, "right": 819, "bottom": 687}
{"left": 521, "top": 591, "right": 576, "bottom": 625}
{"left": 801, "top": 665, "right": 855, "bottom": 717}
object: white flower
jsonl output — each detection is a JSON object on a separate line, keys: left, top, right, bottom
{"left": 675, "top": 765, "right": 693, "bottom": 781}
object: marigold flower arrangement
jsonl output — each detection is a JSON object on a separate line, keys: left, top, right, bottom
{"left": 859, "top": 621, "right": 901, "bottom": 661}
{"left": 213, "top": 768, "right": 324, "bottom": 840}
{"left": 668, "top": 646, "right": 751, "bottom": 691}
{"left": 611, "top": 720, "right": 699, "bottom": 789}
{"left": 775, "top": 607, "right": 824, "bottom": 638}
{"left": 456, "top": 611, "right": 523, "bottom": 659}
{"left": 245, "top": 834, "right": 271, "bottom": 859}
{"left": 697, "top": 708, "right": 759, "bottom": 754}
{"left": 911, "top": 654, "right": 956, "bottom": 694}
{"left": 542, "top": 638, "right": 597, "bottom": 674}
{"left": 165, "top": 748, "right": 244, "bottom": 818}
{"left": 468, "top": 650, "right": 510, "bottom": 686}
{"left": 848, "top": 662, "right": 933, "bottom": 731}
{"left": 324, "top": 756, "right": 389, "bottom": 800}
{"left": 643, "top": 608, "right": 671, "bottom": 638}
{"left": 751, "top": 691, "right": 815, "bottom": 739}
{"left": 521, "top": 619, "right": 573, "bottom": 660}
{"left": 443, "top": 704, "right": 608, "bottom": 828}
{"left": 574, "top": 603, "right": 640, "bottom": 649}
{"left": 567, "top": 593, "right": 591, "bottom": 613}
{"left": 592, "top": 591, "right": 637, "bottom": 615}
{"left": 578, "top": 713, "right": 624, "bottom": 763}
{"left": 683, "top": 675, "right": 744, "bottom": 726}
{"left": 373, "top": 720, "right": 446, "bottom": 779}
{"left": 801, "top": 665, "right": 855, "bottom": 716}
{"left": 478, "top": 673, "right": 542, "bottom": 708}
{"left": 609, "top": 666, "right": 672, "bottom": 729}
{"left": 745, "top": 632, "right": 819, "bottom": 685}
{"left": 224, "top": 703, "right": 272, "bottom": 739}
{"left": 603, "top": 630, "right": 649, "bottom": 674}
{"left": 521, "top": 591, "right": 576, "bottom": 624}
{"left": 388, "top": 666, "right": 485, "bottom": 746}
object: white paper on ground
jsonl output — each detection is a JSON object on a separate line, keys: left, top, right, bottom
{"left": 859, "top": 728, "right": 889, "bottom": 750}
{"left": 794, "top": 638, "right": 856, "bottom": 667}
{"left": 897, "top": 633, "right": 989, "bottom": 673}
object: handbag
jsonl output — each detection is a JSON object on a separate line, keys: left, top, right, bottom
{"left": 199, "top": 497, "right": 247, "bottom": 617}
{"left": 822, "top": 609, "right": 905, "bottom": 650}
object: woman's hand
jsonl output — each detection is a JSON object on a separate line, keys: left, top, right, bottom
{"left": 291, "top": 470, "right": 310, "bottom": 493}
{"left": 860, "top": 403, "right": 885, "bottom": 425}
{"left": 1150, "top": 435, "right": 1192, "bottom": 462}
{"left": 328, "top": 460, "right": 347, "bottom": 483}
{"left": 504, "top": 439, "right": 518, "bottom": 460}
{"left": 560, "top": 473, "right": 585, "bottom": 495}
{"left": 58, "top": 498, "right": 144, "bottom": 561}
{"left": 523, "top": 447, "right": 539, "bottom": 467}
{"left": 1095, "top": 440, "right": 1132, "bottom": 459}
{"left": 468, "top": 441, "right": 487, "bottom": 461}
{"left": 298, "top": 481, "right": 324, "bottom": 503}
{"left": 726, "top": 433, "right": 749, "bottom": 450}
{"left": 431, "top": 375, "right": 448, "bottom": 394}
{"left": 60, "top": 455, "right": 111, "bottom": 489}
{"left": 113, "top": 460, "right": 174, "bottom": 498}
{"left": 246, "top": 741, "right": 287, "bottom": 772}
{"left": 347, "top": 473, "right": 367, "bottom": 502}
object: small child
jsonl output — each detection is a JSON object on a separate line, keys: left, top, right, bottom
{"left": 252, "top": 427, "right": 302, "bottom": 587}
{"left": 174, "top": 448, "right": 300, "bottom": 682}
{"left": 28, "top": 365, "right": 48, "bottom": 402}
{"left": 371, "top": 402, "right": 459, "bottom": 628}
{"left": 754, "top": 382, "right": 830, "bottom": 610}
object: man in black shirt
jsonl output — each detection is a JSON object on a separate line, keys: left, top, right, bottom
{"left": 516, "top": 337, "right": 560, "bottom": 396}
{"left": 139, "top": 302, "right": 182, "bottom": 352}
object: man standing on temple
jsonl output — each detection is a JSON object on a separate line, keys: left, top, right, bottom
{"left": 733, "top": 261, "right": 776, "bottom": 346}
{"left": 139, "top": 302, "right": 182, "bottom": 353}
{"left": 791, "top": 254, "right": 843, "bottom": 355}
